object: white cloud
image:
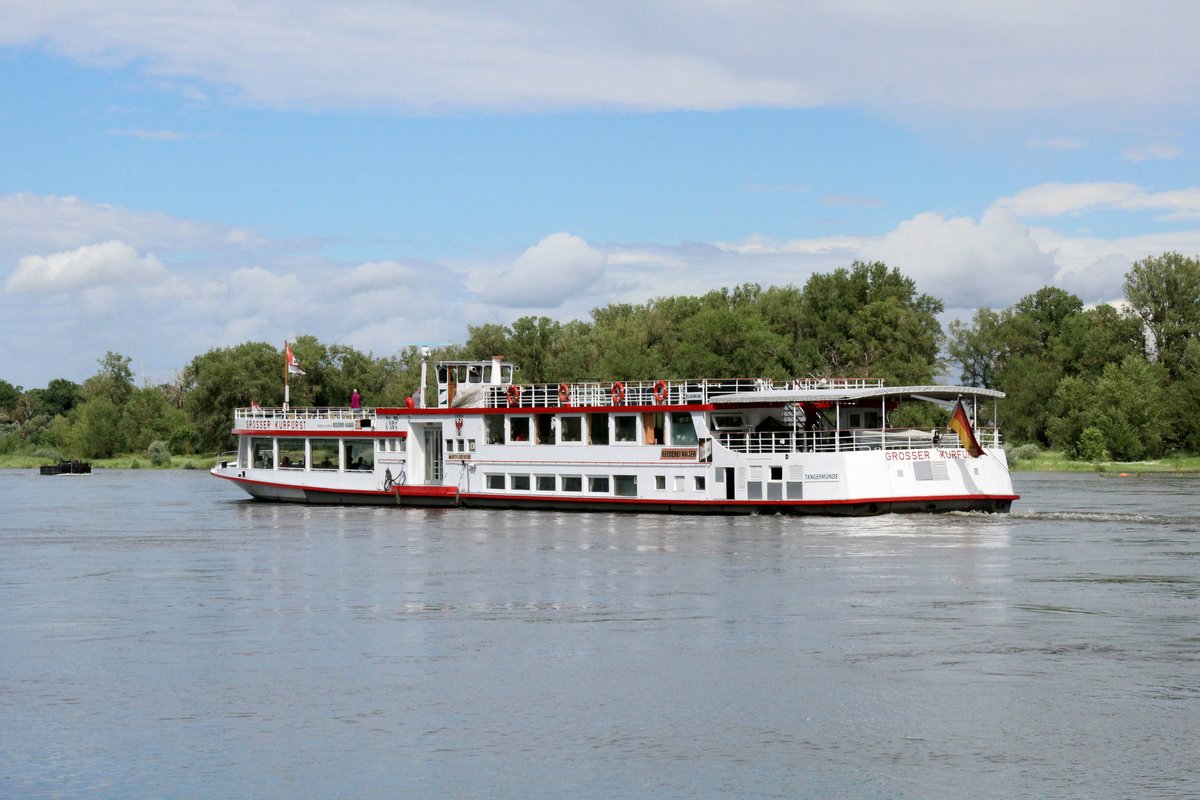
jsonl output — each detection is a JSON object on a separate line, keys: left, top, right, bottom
{"left": 995, "top": 182, "right": 1200, "bottom": 221}
{"left": 3, "top": 2, "right": 1199, "bottom": 114}
{"left": 1122, "top": 142, "right": 1183, "bottom": 162}
{"left": 0, "top": 193, "right": 264, "bottom": 254}
{"left": 859, "top": 209, "right": 1058, "bottom": 307}
{"left": 475, "top": 233, "right": 607, "bottom": 308}
{"left": 5, "top": 240, "right": 166, "bottom": 294}
{"left": 1026, "top": 137, "right": 1085, "bottom": 150}
{"left": 1057, "top": 254, "right": 1131, "bottom": 301}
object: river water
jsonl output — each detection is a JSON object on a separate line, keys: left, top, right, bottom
{"left": 1, "top": 469, "right": 1197, "bottom": 799}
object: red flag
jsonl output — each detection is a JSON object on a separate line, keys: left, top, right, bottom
{"left": 285, "top": 343, "right": 305, "bottom": 375}
{"left": 947, "top": 399, "right": 984, "bottom": 458}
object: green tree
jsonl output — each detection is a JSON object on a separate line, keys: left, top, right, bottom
{"left": 1092, "top": 356, "right": 1168, "bottom": 461}
{"left": 1163, "top": 339, "right": 1200, "bottom": 452}
{"left": 1052, "top": 304, "right": 1145, "bottom": 378}
{"left": 1047, "top": 356, "right": 1167, "bottom": 460}
{"left": 71, "top": 397, "right": 125, "bottom": 458}
{"left": 1124, "top": 251, "right": 1200, "bottom": 379}
{"left": 183, "top": 342, "right": 283, "bottom": 452}
{"left": 948, "top": 308, "right": 1007, "bottom": 388}
{"left": 797, "top": 261, "right": 943, "bottom": 383}
{"left": 507, "top": 316, "right": 563, "bottom": 384}
{"left": 83, "top": 352, "right": 135, "bottom": 407}
{"left": 0, "top": 379, "right": 20, "bottom": 412}
{"left": 121, "top": 386, "right": 189, "bottom": 452}
{"left": 35, "top": 378, "right": 83, "bottom": 417}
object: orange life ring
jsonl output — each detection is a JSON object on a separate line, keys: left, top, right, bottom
{"left": 653, "top": 379, "right": 669, "bottom": 403}
{"left": 558, "top": 383, "right": 571, "bottom": 405}
{"left": 507, "top": 384, "right": 521, "bottom": 406}
{"left": 611, "top": 381, "right": 625, "bottom": 405}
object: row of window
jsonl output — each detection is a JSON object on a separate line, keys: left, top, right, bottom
{"left": 483, "top": 473, "right": 707, "bottom": 495}
{"left": 247, "top": 436, "right": 390, "bottom": 471}
{"left": 484, "top": 411, "right": 698, "bottom": 446}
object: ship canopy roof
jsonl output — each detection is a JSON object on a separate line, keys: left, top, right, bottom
{"left": 708, "top": 384, "right": 1004, "bottom": 405}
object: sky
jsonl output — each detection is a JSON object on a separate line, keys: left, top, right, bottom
{"left": 2, "top": 1, "right": 1200, "bottom": 388}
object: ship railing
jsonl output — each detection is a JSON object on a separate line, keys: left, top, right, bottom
{"left": 234, "top": 406, "right": 370, "bottom": 421}
{"left": 478, "top": 376, "right": 883, "bottom": 409}
{"left": 715, "top": 427, "right": 1002, "bottom": 454}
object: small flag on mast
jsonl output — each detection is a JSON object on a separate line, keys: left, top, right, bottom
{"left": 285, "top": 342, "right": 305, "bottom": 375}
{"left": 947, "top": 399, "right": 984, "bottom": 458}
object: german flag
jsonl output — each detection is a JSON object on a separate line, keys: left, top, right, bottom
{"left": 948, "top": 399, "right": 984, "bottom": 458}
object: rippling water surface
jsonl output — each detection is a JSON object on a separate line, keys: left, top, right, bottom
{"left": 1, "top": 470, "right": 1197, "bottom": 799}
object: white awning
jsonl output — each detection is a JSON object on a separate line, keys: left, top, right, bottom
{"left": 708, "top": 385, "right": 1004, "bottom": 405}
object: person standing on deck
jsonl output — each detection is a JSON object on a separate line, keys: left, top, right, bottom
{"left": 350, "top": 388, "right": 361, "bottom": 414}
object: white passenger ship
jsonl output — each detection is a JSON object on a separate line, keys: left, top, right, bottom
{"left": 211, "top": 356, "right": 1018, "bottom": 515}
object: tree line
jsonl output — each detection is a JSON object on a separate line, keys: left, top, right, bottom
{"left": 2, "top": 254, "right": 1197, "bottom": 462}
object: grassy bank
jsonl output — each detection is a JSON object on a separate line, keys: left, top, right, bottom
{"left": 1011, "top": 449, "right": 1200, "bottom": 474}
{"left": 0, "top": 453, "right": 217, "bottom": 470}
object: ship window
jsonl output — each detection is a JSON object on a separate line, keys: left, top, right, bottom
{"left": 589, "top": 413, "right": 609, "bottom": 445}
{"left": 251, "top": 438, "right": 274, "bottom": 469}
{"left": 562, "top": 475, "right": 583, "bottom": 492}
{"left": 559, "top": 416, "right": 582, "bottom": 443}
{"left": 694, "top": 476, "right": 706, "bottom": 491}
{"left": 279, "top": 438, "right": 305, "bottom": 469}
{"left": 669, "top": 412, "right": 697, "bottom": 445}
{"left": 485, "top": 474, "right": 505, "bottom": 490}
{"left": 655, "top": 475, "right": 666, "bottom": 490}
{"left": 674, "top": 476, "right": 685, "bottom": 491}
{"left": 770, "top": 466, "right": 783, "bottom": 481}
{"left": 501, "top": 364, "right": 513, "bottom": 383}
{"left": 511, "top": 474, "right": 530, "bottom": 491}
{"left": 468, "top": 364, "right": 483, "bottom": 383}
{"left": 614, "top": 415, "right": 638, "bottom": 443}
{"left": 436, "top": 365, "right": 448, "bottom": 383}
{"left": 588, "top": 476, "right": 610, "bottom": 493}
{"left": 468, "top": 439, "right": 476, "bottom": 452}
{"left": 536, "top": 414, "right": 554, "bottom": 445}
{"left": 485, "top": 416, "right": 504, "bottom": 445}
{"left": 446, "top": 438, "right": 455, "bottom": 453}
{"left": 536, "top": 475, "right": 555, "bottom": 491}
{"left": 344, "top": 441, "right": 374, "bottom": 471}
{"left": 509, "top": 416, "right": 530, "bottom": 442}
{"left": 710, "top": 414, "right": 745, "bottom": 431}
{"left": 311, "top": 440, "right": 338, "bottom": 471}
{"left": 614, "top": 475, "right": 637, "bottom": 497}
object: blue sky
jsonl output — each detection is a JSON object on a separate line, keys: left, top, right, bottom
{"left": 2, "top": 1, "right": 1199, "bottom": 388}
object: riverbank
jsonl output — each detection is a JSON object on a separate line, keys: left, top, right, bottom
{"left": 0, "top": 454, "right": 215, "bottom": 470}
{"left": 1010, "top": 450, "right": 1200, "bottom": 474}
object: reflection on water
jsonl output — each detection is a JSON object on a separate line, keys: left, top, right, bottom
{"left": 0, "top": 470, "right": 1197, "bottom": 799}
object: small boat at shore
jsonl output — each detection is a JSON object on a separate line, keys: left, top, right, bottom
{"left": 211, "top": 355, "right": 1017, "bottom": 515}
{"left": 40, "top": 459, "right": 92, "bottom": 475}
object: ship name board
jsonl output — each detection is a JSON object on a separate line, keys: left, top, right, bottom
{"left": 446, "top": 453, "right": 472, "bottom": 461}
{"left": 804, "top": 472, "right": 839, "bottom": 482}
{"left": 660, "top": 448, "right": 698, "bottom": 460}
{"left": 885, "top": 449, "right": 974, "bottom": 461}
